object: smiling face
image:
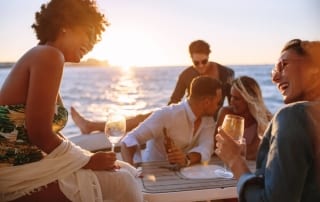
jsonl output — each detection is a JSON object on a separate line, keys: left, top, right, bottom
{"left": 58, "top": 26, "right": 95, "bottom": 63}
{"left": 272, "top": 49, "right": 314, "bottom": 104}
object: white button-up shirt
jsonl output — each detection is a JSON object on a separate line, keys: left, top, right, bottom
{"left": 121, "top": 100, "right": 215, "bottom": 162}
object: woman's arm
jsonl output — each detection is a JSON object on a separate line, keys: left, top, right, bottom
{"left": 214, "top": 107, "right": 233, "bottom": 150}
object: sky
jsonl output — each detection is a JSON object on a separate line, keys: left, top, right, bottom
{"left": 0, "top": 0, "right": 319, "bottom": 67}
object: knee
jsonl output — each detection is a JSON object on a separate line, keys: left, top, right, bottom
{"left": 118, "top": 170, "right": 137, "bottom": 184}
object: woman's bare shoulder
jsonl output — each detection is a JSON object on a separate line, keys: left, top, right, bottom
{"left": 31, "top": 45, "right": 64, "bottom": 62}
{"left": 22, "top": 45, "right": 65, "bottom": 71}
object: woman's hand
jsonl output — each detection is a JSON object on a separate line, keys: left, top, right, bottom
{"left": 215, "top": 127, "right": 250, "bottom": 179}
{"left": 215, "top": 127, "right": 242, "bottom": 168}
{"left": 83, "top": 151, "right": 117, "bottom": 170}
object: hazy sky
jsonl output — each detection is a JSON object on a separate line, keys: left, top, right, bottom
{"left": 0, "top": 0, "right": 319, "bottom": 67}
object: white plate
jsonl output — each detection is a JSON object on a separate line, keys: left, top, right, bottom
{"left": 179, "top": 164, "right": 224, "bottom": 179}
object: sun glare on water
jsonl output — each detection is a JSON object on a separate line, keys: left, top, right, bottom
{"left": 118, "top": 63, "right": 132, "bottom": 71}
{"left": 88, "top": 26, "right": 168, "bottom": 68}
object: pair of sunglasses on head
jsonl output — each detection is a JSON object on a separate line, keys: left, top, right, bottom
{"left": 193, "top": 58, "right": 208, "bottom": 66}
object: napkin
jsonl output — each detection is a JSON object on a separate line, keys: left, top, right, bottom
{"left": 69, "top": 132, "right": 111, "bottom": 151}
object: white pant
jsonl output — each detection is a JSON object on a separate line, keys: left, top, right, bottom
{"left": 94, "top": 170, "right": 142, "bottom": 202}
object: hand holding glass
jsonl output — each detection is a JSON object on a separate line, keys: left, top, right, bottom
{"left": 215, "top": 114, "right": 245, "bottom": 178}
{"left": 104, "top": 114, "right": 126, "bottom": 152}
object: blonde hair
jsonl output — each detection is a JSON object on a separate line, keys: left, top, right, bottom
{"left": 232, "top": 76, "right": 272, "bottom": 138}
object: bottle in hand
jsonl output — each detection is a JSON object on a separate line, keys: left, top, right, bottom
{"left": 163, "top": 127, "right": 175, "bottom": 153}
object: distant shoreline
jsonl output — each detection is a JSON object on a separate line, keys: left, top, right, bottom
{"left": 0, "top": 62, "right": 273, "bottom": 69}
{"left": 0, "top": 61, "right": 109, "bottom": 69}
{"left": 0, "top": 58, "right": 110, "bottom": 69}
{"left": 0, "top": 62, "right": 14, "bottom": 68}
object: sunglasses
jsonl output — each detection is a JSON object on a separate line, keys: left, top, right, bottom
{"left": 193, "top": 59, "right": 208, "bottom": 66}
{"left": 271, "top": 58, "right": 302, "bottom": 78}
{"left": 271, "top": 60, "right": 287, "bottom": 78}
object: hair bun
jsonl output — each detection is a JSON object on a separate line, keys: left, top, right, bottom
{"left": 302, "top": 41, "right": 320, "bottom": 66}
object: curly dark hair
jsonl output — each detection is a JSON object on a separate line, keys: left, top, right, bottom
{"left": 31, "top": 0, "right": 108, "bottom": 45}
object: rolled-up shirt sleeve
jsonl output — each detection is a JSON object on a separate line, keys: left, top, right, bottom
{"left": 121, "top": 110, "right": 165, "bottom": 147}
{"left": 121, "top": 131, "right": 141, "bottom": 147}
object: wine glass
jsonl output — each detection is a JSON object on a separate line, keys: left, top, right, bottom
{"left": 215, "top": 114, "right": 245, "bottom": 178}
{"left": 104, "top": 113, "right": 126, "bottom": 152}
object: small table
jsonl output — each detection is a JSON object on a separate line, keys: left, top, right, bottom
{"left": 140, "top": 157, "right": 256, "bottom": 202}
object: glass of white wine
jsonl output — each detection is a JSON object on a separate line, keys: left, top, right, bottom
{"left": 215, "top": 114, "right": 245, "bottom": 178}
{"left": 104, "top": 113, "right": 126, "bottom": 152}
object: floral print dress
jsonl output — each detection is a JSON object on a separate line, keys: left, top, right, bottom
{"left": 0, "top": 104, "right": 68, "bottom": 166}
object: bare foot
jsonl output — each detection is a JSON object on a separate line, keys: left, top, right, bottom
{"left": 70, "top": 106, "right": 92, "bottom": 134}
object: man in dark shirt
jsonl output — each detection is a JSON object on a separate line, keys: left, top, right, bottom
{"left": 168, "top": 40, "right": 234, "bottom": 113}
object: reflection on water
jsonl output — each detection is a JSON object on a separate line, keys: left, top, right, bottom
{"left": 0, "top": 65, "right": 283, "bottom": 136}
{"left": 60, "top": 66, "right": 179, "bottom": 135}
{"left": 104, "top": 68, "right": 148, "bottom": 115}
{"left": 64, "top": 67, "right": 155, "bottom": 124}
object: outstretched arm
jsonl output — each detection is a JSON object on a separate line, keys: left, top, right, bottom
{"left": 120, "top": 142, "right": 138, "bottom": 166}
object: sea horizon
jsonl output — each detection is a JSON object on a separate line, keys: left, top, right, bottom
{"left": 0, "top": 61, "right": 275, "bottom": 69}
{"left": 0, "top": 64, "right": 282, "bottom": 136}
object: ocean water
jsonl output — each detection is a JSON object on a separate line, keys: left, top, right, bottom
{"left": 0, "top": 65, "right": 283, "bottom": 137}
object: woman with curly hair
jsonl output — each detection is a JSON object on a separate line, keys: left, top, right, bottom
{"left": 215, "top": 76, "right": 272, "bottom": 160}
{"left": 0, "top": 0, "right": 142, "bottom": 201}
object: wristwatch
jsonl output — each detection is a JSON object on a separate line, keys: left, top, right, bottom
{"left": 185, "top": 154, "right": 191, "bottom": 167}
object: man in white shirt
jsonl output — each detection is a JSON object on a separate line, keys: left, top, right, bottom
{"left": 121, "top": 76, "right": 222, "bottom": 167}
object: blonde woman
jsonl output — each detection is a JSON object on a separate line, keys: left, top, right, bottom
{"left": 215, "top": 76, "right": 272, "bottom": 160}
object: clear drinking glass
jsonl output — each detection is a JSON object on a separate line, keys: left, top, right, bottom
{"left": 215, "top": 114, "right": 245, "bottom": 178}
{"left": 104, "top": 113, "right": 126, "bottom": 152}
